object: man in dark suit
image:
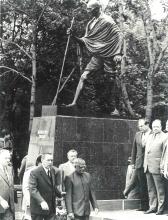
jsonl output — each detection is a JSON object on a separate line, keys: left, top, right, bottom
{"left": 65, "top": 158, "right": 98, "bottom": 220}
{"left": 29, "top": 153, "right": 63, "bottom": 220}
{"left": 129, "top": 119, "right": 151, "bottom": 210}
{"left": 0, "top": 149, "right": 15, "bottom": 220}
{"left": 144, "top": 119, "right": 167, "bottom": 215}
{"left": 123, "top": 156, "right": 140, "bottom": 199}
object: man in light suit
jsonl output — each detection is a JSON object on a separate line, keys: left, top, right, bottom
{"left": 127, "top": 119, "right": 151, "bottom": 210}
{"left": 144, "top": 119, "right": 167, "bottom": 215}
{"left": 29, "top": 153, "right": 63, "bottom": 220}
{"left": 59, "top": 149, "right": 78, "bottom": 215}
{"left": 65, "top": 158, "right": 98, "bottom": 220}
{"left": 0, "top": 149, "right": 15, "bottom": 220}
{"left": 160, "top": 130, "right": 168, "bottom": 179}
{"left": 59, "top": 149, "right": 78, "bottom": 179}
{"left": 160, "top": 131, "right": 168, "bottom": 217}
{"left": 22, "top": 155, "right": 42, "bottom": 220}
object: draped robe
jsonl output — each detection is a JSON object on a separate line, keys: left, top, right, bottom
{"left": 81, "top": 14, "right": 123, "bottom": 58}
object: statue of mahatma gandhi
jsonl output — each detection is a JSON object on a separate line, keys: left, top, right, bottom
{"left": 66, "top": 0, "right": 123, "bottom": 116}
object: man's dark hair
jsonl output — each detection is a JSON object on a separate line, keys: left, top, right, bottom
{"left": 144, "top": 119, "right": 150, "bottom": 125}
{"left": 35, "top": 154, "right": 42, "bottom": 166}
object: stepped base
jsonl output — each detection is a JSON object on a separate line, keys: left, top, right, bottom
{"left": 97, "top": 199, "right": 141, "bottom": 211}
{"left": 16, "top": 210, "right": 168, "bottom": 220}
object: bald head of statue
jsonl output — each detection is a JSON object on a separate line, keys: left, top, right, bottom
{"left": 87, "top": 0, "right": 101, "bottom": 9}
{"left": 86, "top": 0, "right": 102, "bottom": 18}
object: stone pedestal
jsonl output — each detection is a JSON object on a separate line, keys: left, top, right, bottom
{"left": 27, "top": 106, "right": 137, "bottom": 199}
{"left": 42, "top": 105, "right": 79, "bottom": 117}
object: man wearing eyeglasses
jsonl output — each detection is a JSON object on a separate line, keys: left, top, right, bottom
{"left": 65, "top": 158, "right": 98, "bottom": 220}
{"left": 144, "top": 119, "right": 167, "bottom": 215}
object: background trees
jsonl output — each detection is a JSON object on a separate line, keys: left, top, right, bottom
{"left": 0, "top": 0, "right": 168, "bottom": 157}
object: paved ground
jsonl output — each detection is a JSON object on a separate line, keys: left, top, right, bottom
{"left": 15, "top": 212, "right": 23, "bottom": 220}
{"left": 90, "top": 210, "right": 168, "bottom": 220}
{"left": 16, "top": 210, "right": 168, "bottom": 220}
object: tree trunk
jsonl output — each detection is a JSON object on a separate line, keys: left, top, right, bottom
{"left": 141, "top": 6, "right": 156, "bottom": 121}
{"left": 118, "top": 1, "right": 136, "bottom": 117}
{"left": 120, "top": 39, "right": 135, "bottom": 117}
{"left": 29, "top": 24, "right": 36, "bottom": 132}
{"left": 145, "top": 68, "right": 153, "bottom": 121}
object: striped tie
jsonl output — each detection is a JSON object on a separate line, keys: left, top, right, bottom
{"left": 4, "top": 167, "right": 9, "bottom": 183}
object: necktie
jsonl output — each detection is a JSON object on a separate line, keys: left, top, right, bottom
{"left": 142, "top": 132, "right": 145, "bottom": 147}
{"left": 3, "top": 167, "right": 9, "bottom": 182}
{"left": 47, "top": 169, "right": 53, "bottom": 184}
{"left": 47, "top": 169, "right": 51, "bottom": 178}
{"left": 152, "top": 133, "right": 156, "bottom": 140}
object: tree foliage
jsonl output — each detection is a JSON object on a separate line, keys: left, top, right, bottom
{"left": 0, "top": 0, "right": 168, "bottom": 144}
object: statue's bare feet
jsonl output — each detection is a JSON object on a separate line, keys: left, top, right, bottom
{"left": 66, "top": 102, "right": 76, "bottom": 107}
{"left": 110, "top": 108, "right": 120, "bottom": 116}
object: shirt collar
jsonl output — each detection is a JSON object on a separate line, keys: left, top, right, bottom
{"left": 42, "top": 165, "right": 50, "bottom": 174}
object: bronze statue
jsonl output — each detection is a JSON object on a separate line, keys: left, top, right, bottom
{"left": 66, "top": 0, "right": 123, "bottom": 115}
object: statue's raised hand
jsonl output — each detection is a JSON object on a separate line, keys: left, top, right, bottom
{"left": 113, "top": 55, "right": 122, "bottom": 63}
{"left": 67, "top": 28, "right": 74, "bottom": 36}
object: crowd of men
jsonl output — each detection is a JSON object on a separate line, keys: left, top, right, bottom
{"left": 1, "top": 118, "right": 168, "bottom": 220}
{"left": 0, "top": 149, "right": 99, "bottom": 220}
{"left": 124, "top": 118, "right": 168, "bottom": 215}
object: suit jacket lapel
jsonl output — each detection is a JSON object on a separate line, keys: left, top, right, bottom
{"left": 6, "top": 166, "right": 13, "bottom": 186}
{"left": 0, "top": 167, "right": 9, "bottom": 185}
{"left": 40, "top": 166, "right": 52, "bottom": 186}
{"left": 137, "top": 132, "right": 143, "bottom": 145}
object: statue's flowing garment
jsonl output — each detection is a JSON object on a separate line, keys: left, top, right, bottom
{"left": 81, "top": 14, "right": 123, "bottom": 58}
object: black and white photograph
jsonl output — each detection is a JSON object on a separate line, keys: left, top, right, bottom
{"left": 0, "top": 0, "right": 168, "bottom": 219}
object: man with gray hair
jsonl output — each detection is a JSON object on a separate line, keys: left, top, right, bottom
{"left": 59, "top": 149, "right": 78, "bottom": 179}
{"left": 65, "top": 158, "right": 98, "bottom": 220}
{"left": 144, "top": 119, "right": 167, "bottom": 215}
{"left": 0, "top": 149, "right": 15, "bottom": 220}
{"left": 67, "top": 0, "right": 123, "bottom": 115}
{"left": 58, "top": 149, "right": 78, "bottom": 215}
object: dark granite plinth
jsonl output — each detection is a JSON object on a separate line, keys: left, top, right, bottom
{"left": 53, "top": 116, "right": 137, "bottom": 199}
{"left": 27, "top": 115, "right": 137, "bottom": 199}
{"left": 41, "top": 105, "right": 133, "bottom": 119}
{"left": 42, "top": 105, "right": 57, "bottom": 116}
{"left": 42, "top": 105, "right": 79, "bottom": 117}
